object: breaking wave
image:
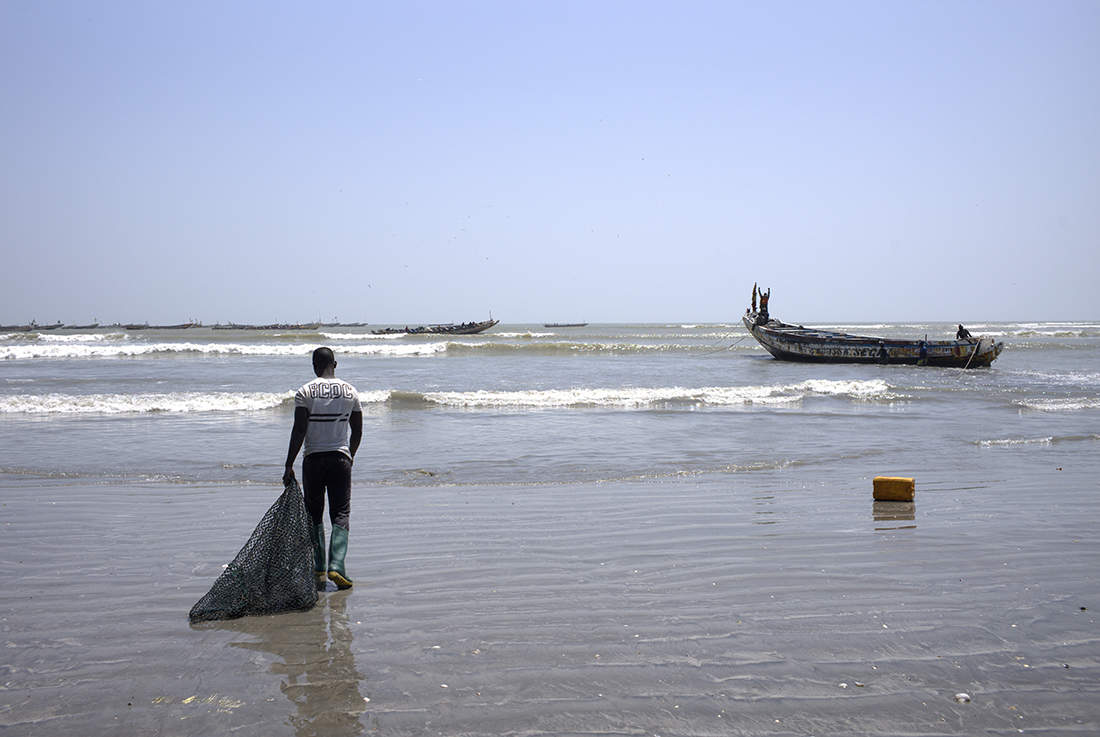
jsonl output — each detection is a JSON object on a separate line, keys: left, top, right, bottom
{"left": 0, "top": 391, "right": 294, "bottom": 415}
{"left": 977, "top": 433, "right": 1099, "bottom": 447}
{"left": 321, "top": 331, "right": 402, "bottom": 341}
{"left": 1012, "top": 397, "right": 1100, "bottom": 412}
{"left": 0, "top": 341, "right": 450, "bottom": 360}
{"left": 379, "top": 379, "right": 893, "bottom": 410}
{"left": 0, "top": 340, "right": 758, "bottom": 360}
{"left": 977, "top": 437, "right": 1054, "bottom": 447}
{"left": 1, "top": 380, "right": 893, "bottom": 415}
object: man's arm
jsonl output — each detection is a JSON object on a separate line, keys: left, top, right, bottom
{"left": 349, "top": 410, "right": 363, "bottom": 460}
{"left": 283, "top": 406, "right": 309, "bottom": 484}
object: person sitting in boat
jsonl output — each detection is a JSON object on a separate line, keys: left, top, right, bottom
{"left": 956, "top": 324, "right": 973, "bottom": 340}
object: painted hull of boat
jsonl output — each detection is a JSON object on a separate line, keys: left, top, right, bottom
{"left": 742, "top": 314, "right": 1004, "bottom": 368}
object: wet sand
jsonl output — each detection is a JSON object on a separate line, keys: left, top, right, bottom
{"left": 1, "top": 470, "right": 1098, "bottom": 736}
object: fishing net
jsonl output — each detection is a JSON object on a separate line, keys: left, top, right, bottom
{"left": 189, "top": 478, "right": 317, "bottom": 623}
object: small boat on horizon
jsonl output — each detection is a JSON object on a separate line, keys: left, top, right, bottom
{"left": 123, "top": 322, "right": 202, "bottom": 330}
{"left": 0, "top": 321, "right": 62, "bottom": 332}
{"left": 212, "top": 322, "right": 320, "bottom": 331}
{"left": 371, "top": 318, "right": 499, "bottom": 336}
{"left": 543, "top": 322, "right": 588, "bottom": 328}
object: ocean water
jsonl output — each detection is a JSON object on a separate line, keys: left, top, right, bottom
{"left": 4, "top": 320, "right": 1100, "bottom": 736}
{"left": 2, "top": 320, "right": 1098, "bottom": 492}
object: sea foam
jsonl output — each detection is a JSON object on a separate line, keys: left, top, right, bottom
{"left": 977, "top": 437, "right": 1054, "bottom": 447}
{"left": 0, "top": 341, "right": 449, "bottom": 360}
{"left": 0, "top": 380, "right": 894, "bottom": 414}
{"left": 411, "top": 379, "right": 892, "bottom": 409}
{"left": 1013, "top": 397, "right": 1100, "bottom": 412}
{"left": 0, "top": 391, "right": 294, "bottom": 415}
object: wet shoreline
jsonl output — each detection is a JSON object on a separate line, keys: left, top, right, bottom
{"left": 2, "top": 470, "right": 1098, "bottom": 736}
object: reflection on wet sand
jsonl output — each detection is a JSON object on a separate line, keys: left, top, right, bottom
{"left": 873, "top": 501, "right": 916, "bottom": 530}
{"left": 215, "top": 593, "right": 368, "bottom": 737}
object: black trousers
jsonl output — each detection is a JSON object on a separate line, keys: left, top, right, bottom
{"left": 302, "top": 451, "right": 352, "bottom": 530}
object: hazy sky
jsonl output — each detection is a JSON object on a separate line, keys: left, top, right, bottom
{"left": 2, "top": 1, "right": 1097, "bottom": 324}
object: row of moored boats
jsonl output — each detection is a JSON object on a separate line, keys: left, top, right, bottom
{"left": 2, "top": 289, "right": 1008, "bottom": 368}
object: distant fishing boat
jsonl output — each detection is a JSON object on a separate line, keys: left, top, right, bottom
{"left": 742, "top": 311, "right": 1003, "bottom": 367}
{"left": 372, "top": 318, "right": 499, "bottom": 335}
{"left": 212, "top": 322, "right": 320, "bottom": 331}
{"left": 1, "top": 321, "right": 63, "bottom": 332}
{"left": 543, "top": 322, "right": 588, "bottom": 328}
{"left": 124, "top": 322, "right": 201, "bottom": 330}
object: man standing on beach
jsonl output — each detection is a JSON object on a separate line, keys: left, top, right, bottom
{"left": 284, "top": 347, "right": 362, "bottom": 590}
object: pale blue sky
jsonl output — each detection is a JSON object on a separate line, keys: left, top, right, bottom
{"left": 2, "top": 1, "right": 1097, "bottom": 324}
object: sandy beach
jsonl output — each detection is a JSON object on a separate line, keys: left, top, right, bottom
{"left": 2, "top": 465, "right": 1097, "bottom": 737}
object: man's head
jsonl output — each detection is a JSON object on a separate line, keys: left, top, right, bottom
{"left": 312, "top": 346, "right": 336, "bottom": 377}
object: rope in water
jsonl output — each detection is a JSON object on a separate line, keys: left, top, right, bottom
{"left": 963, "top": 337, "right": 982, "bottom": 370}
{"left": 697, "top": 335, "right": 749, "bottom": 356}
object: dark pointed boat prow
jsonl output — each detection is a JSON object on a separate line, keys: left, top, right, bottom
{"left": 741, "top": 309, "right": 1004, "bottom": 368}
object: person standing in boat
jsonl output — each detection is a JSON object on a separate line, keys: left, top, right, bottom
{"left": 757, "top": 287, "right": 771, "bottom": 324}
{"left": 284, "top": 347, "right": 363, "bottom": 590}
{"left": 956, "top": 324, "right": 973, "bottom": 340}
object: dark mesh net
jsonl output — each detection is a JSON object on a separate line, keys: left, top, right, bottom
{"left": 189, "top": 479, "right": 318, "bottom": 623}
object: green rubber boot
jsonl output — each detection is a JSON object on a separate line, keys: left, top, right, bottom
{"left": 310, "top": 523, "right": 327, "bottom": 588}
{"left": 327, "top": 524, "right": 353, "bottom": 590}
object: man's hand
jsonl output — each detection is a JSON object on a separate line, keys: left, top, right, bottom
{"left": 283, "top": 465, "right": 296, "bottom": 486}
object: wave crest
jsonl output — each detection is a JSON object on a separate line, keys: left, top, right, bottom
{"left": 1013, "top": 397, "right": 1100, "bottom": 412}
{"left": 380, "top": 379, "right": 892, "bottom": 409}
{"left": 0, "top": 341, "right": 449, "bottom": 360}
{"left": 0, "top": 391, "right": 294, "bottom": 415}
{"left": 2, "top": 380, "right": 894, "bottom": 415}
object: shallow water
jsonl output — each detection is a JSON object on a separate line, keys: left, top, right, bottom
{"left": 2, "top": 321, "right": 1098, "bottom": 488}
{"left": 1, "top": 470, "right": 1098, "bottom": 736}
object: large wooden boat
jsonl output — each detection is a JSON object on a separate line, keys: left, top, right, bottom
{"left": 742, "top": 312, "right": 1004, "bottom": 368}
{"left": 372, "top": 318, "right": 499, "bottom": 336}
